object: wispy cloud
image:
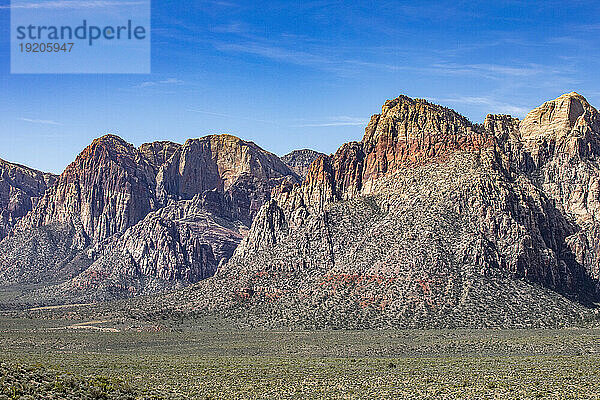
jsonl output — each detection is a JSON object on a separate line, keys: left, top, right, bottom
{"left": 213, "top": 40, "right": 415, "bottom": 76}
{"left": 215, "top": 42, "right": 332, "bottom": 69}
{"left": 573, "top": 24, "right": 600, "bottom": 32}
{"left": 213, "top": 39, "right": 574, "bottom": 86}
{"left": 20, "top": 118, "right": 63, "bottom": 126}
{"left": 293, "top": 116, "right": 368, "bottom": 128}
{"left": 427, "top": 96, "right": 530, "bottom": 117}
{"left": 2, "top": 0, "right": 145, "bottom": 9}
{"left": 430, "top": 63, "right": 562, "bottom": 78}
{"left": 135, "top": 78, "right": 184, "bottom": 89}
{"left": 205, "top": 0, "right": 238, "bottom": 7}
{"left": 211, "top": 23, "right": 248, "bottom": 34}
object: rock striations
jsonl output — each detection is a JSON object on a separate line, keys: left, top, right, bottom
{"left": 16, "top": 135, "right": 157, "bottom": 246}
{"left": 156, "top": 134, "right": 298, "bottom": 226}
{"left": 129, "top": 92, "right": 600, "bottom": 329}
{"left": 139, "top": 141, "right": 181, "bottom": 172}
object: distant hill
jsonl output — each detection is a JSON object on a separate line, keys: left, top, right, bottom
{"left": 281, "top": 149, "right": 325, "bottom": 178}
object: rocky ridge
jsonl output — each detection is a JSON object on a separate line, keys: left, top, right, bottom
{"left": 156, "top": 135, "right": 298, "bottom": 224}
{"left": 4, "top": 92, "right": 600, "bottom": 330}
{"left": 0, "top": 134, "right": 299, "bottom": 303}
{"left": 139, "top": 141, "right": 181, "bottom": 171}
{"left": 16, "top": 134, "right": 157, "bottom": 246}
{"left": 125, "top": 92, "right": 600, "bottom": 329}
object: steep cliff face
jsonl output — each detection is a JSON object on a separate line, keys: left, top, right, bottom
{"left": 156, "top": 134, "right": 299, "bottom": 223}
{"left": 361, "top": 96, "right": 492, "bottom": 193}
{"left": 281, "top": 149, "right": 325, "bottom": 178}
{"left": 39, "top": 196, "right": 245, "bottom": 301}
{"left": 272, "top": 97, "right": 494, "bottom": 214}
{"left": 17, "top": 134, "right": 157, "bottom": 246}
{"left": 515, "top": 93, "right": 600, "bottom": 292}
{"left": 519, "top": 92, "right": 600, "bottom": 155}
{"left": 0, "top": 158, "right": 57, "bottom": 240}
{"left": 235, "top": 94, "right": 597, "bottom": 299}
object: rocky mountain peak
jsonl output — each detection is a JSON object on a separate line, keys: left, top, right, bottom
{"left": 281, "top": 149, "right": 325, "bottom": 179}
{"left": 8, "top": 92, "right": 600, "bottom": 324}
{"left": 520, "top": 92, "right": 599, "bottom": 142}
{"left": 271, "top": 95, "right": 498, "bottom": 216}
{"left": 157, "top": 134, "right": 298, "bottom": 201}
{"left": 518, "top": 92, "right": 600, "bottom": 167}
{"left": 360, "top": 95, "right": 491, "bottom": 193}
{"left": 363, "top": 95, "right": 479, "bottom": 150}
{"left": 484, "top": 114, "right": 520, "bottom": 140}
{"left": 87, "top": 133, "right": 135, "bottom": 154}
{"left": 0, "top": 132, "right": 300, "bottom": 300}
{"left": 17, "top": 133, "right": 156, "bottom": 245}
{"left": 191, "top": 92, "right": 600, "bottom": 329}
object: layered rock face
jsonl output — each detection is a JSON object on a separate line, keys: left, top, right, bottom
{"left": 281, "top": 149, "right": 325, "bottom": 178}
{"left": 141, "top": 93, "right": 600, "bottom": 329}
{"left": 361, "top": 96, "right": 492, "bottom": 193}
{"left": 273, "top": 98, "right": 493, "bottom": 214}
{"left": 156, "top": 134, "right": 299, "bottom": 224}
{"left": 0, "top": 159, "right": 56, "bottom": 240}
{"left": 0, "top": 133, "right": 298, "bottom": 303}
{"left": 237, "top": 95, "right": 596, "bottom": 297}
{"left": 139, "top": 141, "right": 181, "bottom": 171}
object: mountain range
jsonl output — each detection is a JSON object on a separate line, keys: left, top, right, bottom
{"left": 3, "top": 92, "right": 600, "bottom": 328}
{"left": 0, "top": 134, "right": 299, "bottom": 302}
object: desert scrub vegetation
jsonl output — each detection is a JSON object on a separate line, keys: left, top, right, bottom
{"left": 0, "top": 362, "right": 136, "bottom": 399}
{"left": 2, "top": 320, "right": 600, "bottom": 399}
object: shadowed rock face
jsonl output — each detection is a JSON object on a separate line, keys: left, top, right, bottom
{"left": 138, "top": 92, "right": 600, "bottom": 329}
{"left": 47, "top": 196, "right": 244, "bottom": 301}
{"left": 0, "top": 159, "right": 57, "bottom": 240}
{"left": 281, "top": 149, "right": 325, "bottom": 178}
{"left": 516, "top": 93, "right": 600, "bottom": 289}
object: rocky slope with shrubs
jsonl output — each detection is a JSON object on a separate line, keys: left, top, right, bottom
{"left": 118, "top": 92, "right": 600, "bottom": 329}
{"left": 4, "top": 92, "right": 600, "bottom": 330}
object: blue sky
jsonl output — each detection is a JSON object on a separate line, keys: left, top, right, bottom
{"left": 0, "top": 0, "right": 599, "bottom": 173}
